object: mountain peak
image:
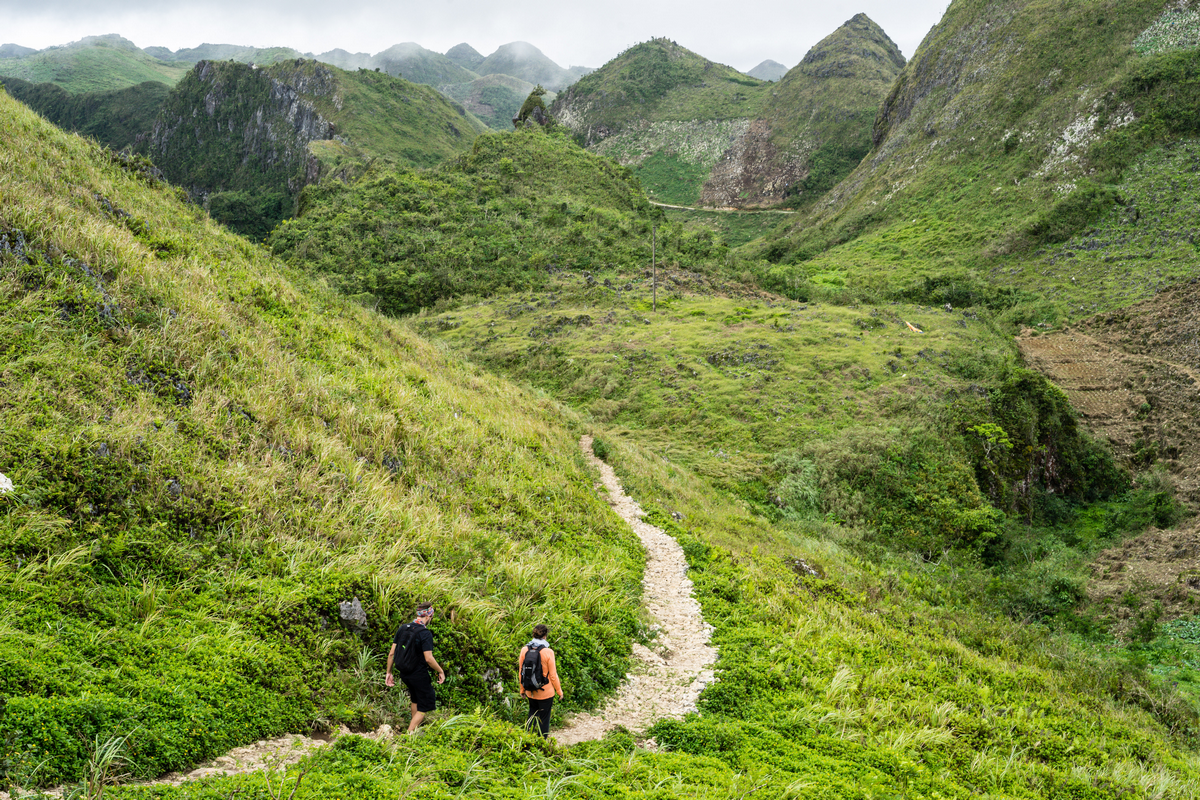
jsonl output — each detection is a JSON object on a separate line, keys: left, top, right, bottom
{"left": 796, "top": 12, "right": 905, "bottom": 78}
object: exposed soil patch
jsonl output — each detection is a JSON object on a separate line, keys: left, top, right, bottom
{"left": 1018, "top": 280, "right": 1200, "bottom": 632}
{"left": 552, "top": 436, "right": 718, "bottom": 746}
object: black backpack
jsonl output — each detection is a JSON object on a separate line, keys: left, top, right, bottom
{"left": 520, "top": 644, "right": 547, "bottom": 691}
{"left": 393, "top": 623, "right": 426, "bottom": 673}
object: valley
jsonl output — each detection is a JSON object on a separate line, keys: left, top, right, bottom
{"left": 3, "top": 0, "right": 1200, "bottom": 797}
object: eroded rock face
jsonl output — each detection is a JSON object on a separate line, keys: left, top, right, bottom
{"left": 702, "top": 13, "right": 904, "bottom": 208}
{"left": 141, "top": 60, "right": 338, "bottom": 200}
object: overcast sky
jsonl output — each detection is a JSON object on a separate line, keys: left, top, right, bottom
{"left": 0, "top": 0, "right": 950, "bottom": 73}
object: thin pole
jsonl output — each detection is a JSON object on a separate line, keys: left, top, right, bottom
{"left": 652, "top": 223, "right": 657, "bottom": 313}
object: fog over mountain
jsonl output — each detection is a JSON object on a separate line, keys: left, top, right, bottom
{"left": 5, "top": 0, "right": 948, "bottom": 75}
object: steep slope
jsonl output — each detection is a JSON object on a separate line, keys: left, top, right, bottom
{"left": 137, "top": 59, "right": 486, "bottom": 238}
{"left": 371, "top": 42, "right": 478, "bottom": 86}
{"left": 551, "top": 38, "right": 770, "bottom": 205}
{"left": 0, "top": 76, "right": 169, "bottom": 150}
{"left": 0, "top": 87, "right": 642, "bottom": 789}
{"left": 743, "top": 0, "right": 1200, "bottom": 326}
{"left": 701, "top": 14, "right": 905, "bottom": 208}
{"left": 747, "top": 58, "right": 788, "bottom": 81}
{"left": 0, "top": 34, "right": 188, "bottom": 92}
{"left": 475, "top": 41, "right": 585, "bottom": 91}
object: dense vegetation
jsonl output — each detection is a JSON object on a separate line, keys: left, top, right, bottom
{"left": 138, "top": 59, "right": 486, "bottom": 238}
{"left": 269, "top": 128, "right": 725, "bottom": 314}
{"left": 0, "top": 76, "right": 169, "bottom": 150}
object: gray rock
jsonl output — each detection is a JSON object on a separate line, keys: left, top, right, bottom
{"left": 0, "top": 473, "right": 12, "bottom": 495}
{"left": 338, "top": 597, "right": 369, "bottom": 632}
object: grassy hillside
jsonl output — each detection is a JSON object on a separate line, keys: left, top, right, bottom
{"left": 701, "top": 14, "right": 906, "bottom": 208}
{"left": 0, "top": 76, "right": 169, "bottom": 150}
{"left": 551, "top": 39, "right": 769, "bottom": 206}
{"left": 269, "top": 127, "right": 729, "bottom": 314}
{"left": 0, "top": 34, "right": 187, "bottom": 93}
{"left": 138, "top": 59, "right": 486, "bottom": 238}
{"left": 741, "top": 0, "right": 1200, "bottom": 327}
{"left": 5, "top": 35, "right": 1200, "bottom": 800}
{"left": 0, "top": 87, "right": 642, "bottom": 789}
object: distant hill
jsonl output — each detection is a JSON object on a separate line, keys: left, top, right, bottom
{"left": 0, "top": 75, "right": 169, "bottom": 149}
{"left": 550, "top": 38, "right": 772, "bottom": 205}
{"left": 0, "top": 34, "right": 188, "bottom": 92}
{"left": 474, "top": 41, "right": 587, "bottom": 91}
{"left": 145, "top": 42, "right": 308, "bottom": 66}
{"left": 439, "top": 74, "right": 553, "bottom": 130}
{"left": 371, "top": 42, "right": 478, "bottom": 86}
{"left": 138, "top": 59, "right": 487, "bottom": 237}
{"left": 445, "top": 42, "right": 485, "bottom": 71}
{"left": 702, "top": 14, "right": 905, "bottom": 208}
{"left": 0, "top": 43, "right": 36, "bottom": 59}
{"left": 747, "top": 59, "right": 788, "bottom": 81}
{"left": 314, "top": 48, "right": 375, "bottom": 71}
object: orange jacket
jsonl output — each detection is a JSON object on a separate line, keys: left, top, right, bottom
{"left": 518, "top": 645, "right": 562, "bottom": 700}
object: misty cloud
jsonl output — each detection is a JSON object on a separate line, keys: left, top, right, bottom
{"left": 2, "top": 0, "right": 949, "bottom": 73}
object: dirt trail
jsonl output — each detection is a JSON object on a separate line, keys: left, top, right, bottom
{"left": 1017, "top": 280, "right": 1200, "bottom": 630}
{"left": 552, "top": 436, "right": 718, "bottom": 746}
{"left": 2, "top": 437, "right": 717, "bottom": 798}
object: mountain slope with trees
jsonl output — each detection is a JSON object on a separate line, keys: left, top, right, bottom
{"left": 741, "top": 0, "right": 1200, "bottom": 325}
{"left": 0, "top": 75, "right": 169, "bottom": 150}
{"left": 136, "top": 58, "right": 486, "bottom": 238}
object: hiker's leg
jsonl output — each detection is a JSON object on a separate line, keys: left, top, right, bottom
{"left": 528, "top": 697, "right": 552, "bottom": 737}
{"left": 408, "top": 704, "right": 426, "bottom": 733}
{"left": 526, "top": 698, "right": 541, "bottom": 735}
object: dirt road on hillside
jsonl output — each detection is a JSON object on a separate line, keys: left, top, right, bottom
{"left": 551, "top": 436, "right": 718, "bottom": 745}
{"left": 1017, "top": 279, "right": 1200, "bottom": 631}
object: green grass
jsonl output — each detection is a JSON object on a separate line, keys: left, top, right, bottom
{"left": 0, "top": 36, "right": 188, "bottom": 93}
{"left": 0, "top": 88, "right": 644, "bottom": 788}
{"left": 738, "top": 0, "right": 1200, "bottom": 327}
{"left": 665, "top": 206, "right": 792, "bottom": 248}
{"left": 632, "top": 152, "right": 712, "bottom": 205}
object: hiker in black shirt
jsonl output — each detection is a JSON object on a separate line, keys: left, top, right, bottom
{"left": 386, "top": 602, "right": 446, "bottom": 733}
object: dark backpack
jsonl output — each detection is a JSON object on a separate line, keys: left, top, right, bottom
{"left": 393, "top": 623, "right": 426, "bottom": 674}
{"left": 520, "top": 644, "right": 547, "bottom": 691}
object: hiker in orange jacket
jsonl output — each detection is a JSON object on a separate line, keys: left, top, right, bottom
{"left": 518, "top": 623, "right": 563, "bottom": 737}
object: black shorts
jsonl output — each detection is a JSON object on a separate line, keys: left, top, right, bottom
{"left": 399, "top": 670, "right": 436, "bottom": 712}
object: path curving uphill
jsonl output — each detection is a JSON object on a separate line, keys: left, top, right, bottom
{"left": 0, "top": 438, "right": 717, "bottom": 799}
{"left": 552, "top": 436, "right": 718, "bottom": 746}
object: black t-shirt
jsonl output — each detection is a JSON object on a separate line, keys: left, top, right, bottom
{"left": 392, "top": 622, "right": 434, "bottom": 675}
